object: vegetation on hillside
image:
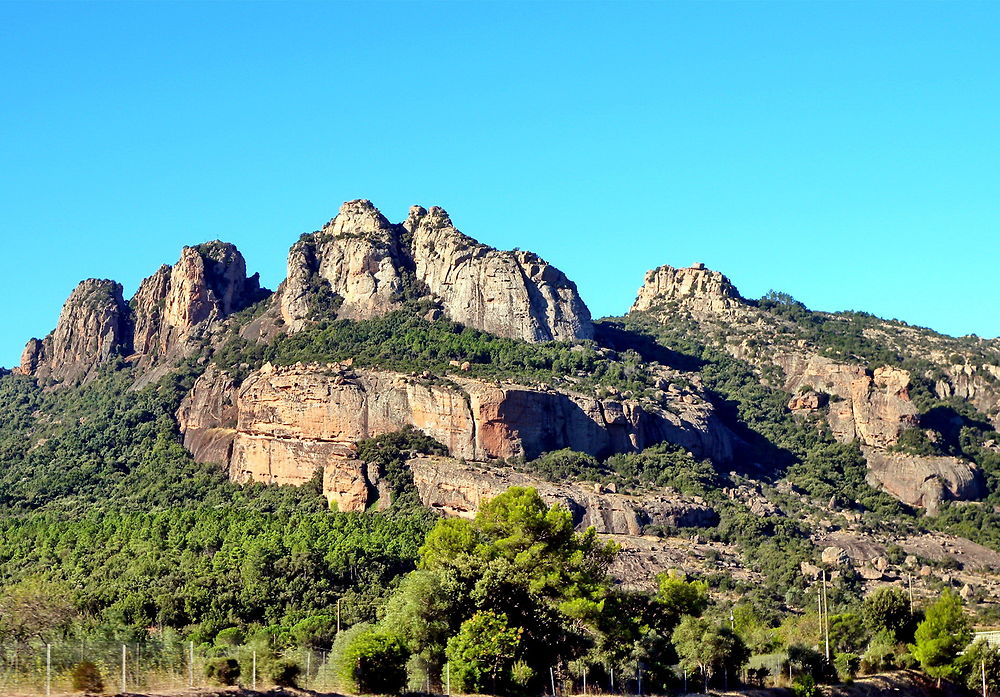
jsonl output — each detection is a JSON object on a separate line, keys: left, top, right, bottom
{"left": 211, "top": 307, "right": 660, "bottom": 398}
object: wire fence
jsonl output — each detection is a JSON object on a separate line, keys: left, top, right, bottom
{"left": 0, "top": 640, "right": 336, "bottom": 696}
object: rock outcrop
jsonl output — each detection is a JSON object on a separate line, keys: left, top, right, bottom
{"left": 933, "top": 363, "right": 1000, "bottom": 430}
{"left": 18, "top": 243, "right": 268, "bottom": 385}
{"left": 408, "top": 456, "right": 719, "bottom": 533}
{"left": 17, "top": 279, "right": 131, "bottom": 384}
{"left": 177, "top": 361, "right": 734, "bottom": 502}
{"left": 131, "top": 242, "right": 268, "bottom": 370}
{"left": 406, "top": 205, "right": 593, "bottom": 342}
{"left": 278, "top": 200, "right": 593, "bottom": 342}
{"left": 279, "top": 201, "right": 407, "bottom": 328}
{"left": 775, "top": 354, "right": 920, "bottom": 448}
{"left": 864, "top": 447, "right": 985, "bottom": 514}
{"left": 631, "top": 263, "right": 744, "bottom": 315}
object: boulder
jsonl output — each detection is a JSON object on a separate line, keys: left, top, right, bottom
{"left": 821, "top": 546, "right": 849, "bottom": 566}
{"left": 863, "top": 447, "right": 985, "bottom": 513}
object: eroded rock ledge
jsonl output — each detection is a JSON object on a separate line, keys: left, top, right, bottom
{"left": 177, "top": 361, "right": 736, "bottom": 512}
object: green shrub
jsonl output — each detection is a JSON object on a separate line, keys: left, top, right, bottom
{"left": 792, "top": 674, "right": 819, "bottom": 697}
{"left": 446, "top": 611, "right": 523, "bottom": 694}
{"left": 268, "top": 658, "right": 302, "bottom": 688}
{"left": 833, "top": 652, "right": 860, "bottom": 682}
{"left": 335, "top": 626, "right": 408, "bottom": 694}
{"left": 205, "top": 657, "right": 241, "bottom": 686}
{"left": 70, "top": 661, "right": 104, "bottom": 693}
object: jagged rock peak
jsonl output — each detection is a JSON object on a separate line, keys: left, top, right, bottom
{"left": 280, "top": 201, "right": 409, "bottom": 328}
{"left": 281, "top": 199, "right": 593, "bottom": 343}
{"left": 132, "top": 241, "right": 268, "bottom": 368}
{"left": 320, "top": 199, "right": 396, "bottom": 240}
{"left": 631, "top": 263, "right": 745, "bottom": 314}
{"left": 17, "top": 278, "right": 131, "bottom": 384}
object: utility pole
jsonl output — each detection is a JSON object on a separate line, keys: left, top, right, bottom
{"left": 583, "top": 669, "right": 587, "bottom": 695}
{"left": 818, "top": 586, "right": 824, "bottom": 651}
{"left": 822, "top": 570, "right": 830, "bottom": 661}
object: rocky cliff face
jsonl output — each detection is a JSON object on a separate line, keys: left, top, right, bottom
{"left": 933, "top": 363, "right": 1000, "bottom": 428}
{"left": 777, "top": 354, "right": 920, "bottom": 447}
{"left": 405, "top": 205, "right": 593, "bottom": 342}
{"left": 19, "top": 243, "right": 267, "bottom": 385}
{"left": 278, "top": 200, "right": 593, "bottom": 342}
{"left": 279, "top": 201, "right": 407, "bottom": 328}
{"left": 17, "top": 279, "right": 131, "bottom": 384}
{"left": 132, "top": 242, "right": 267, "bottom": 370}
{"left": 177, "top": 361, "right": 735, "bottom": 505}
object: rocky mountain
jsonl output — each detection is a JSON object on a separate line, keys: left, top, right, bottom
{"left": 277, "top": 200, "right": 593, "bottom": 342}
{"left": 7, "top": 198, "right": 1000, "bottom": 609}
{"left": 17, "top": 242, "right": 268, "bottom": 386}
{"left": 17, "top": 278, "right": 132, "bottom": 384}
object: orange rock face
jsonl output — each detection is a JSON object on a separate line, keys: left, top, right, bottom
{"left": 177, "top": 361, "right": 736, "bottom": 509}
{"left": 776, "top": 354, "right": 920, "bottom": 448}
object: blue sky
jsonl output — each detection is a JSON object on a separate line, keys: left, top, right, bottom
{"left": 1, "top": 1, "right": 998, "bottom": 368}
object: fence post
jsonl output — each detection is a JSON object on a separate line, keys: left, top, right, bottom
{"left": 189, "top": 640, "right": 194, "bottom": 688}
{"left": 252, "top": 649, "right": 257, "bottom": 691}
{"left": 46, "top": 644, "right": 51, "bottom": 697}
{"left": 121, "top": 644, "right": 127, "bottom": 694}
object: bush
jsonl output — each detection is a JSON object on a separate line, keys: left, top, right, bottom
{"left": 334, "top": 626, "right": 408, "bottom": 694}
{"left": 446, "top": 611, "right": 523, "bottom": 694}
{"left": 70, "top": 661, "right": 104, "bottom": 693}
{"left": 833, "top": 652, "right": 860, "bottom": 682}
{"left": 268, "top": 658, "right": 302, "bottom": 688}
{"left": 793, "top": 674, "right": 819, "bottom": 697}
{"left": 205, "top": 657, "right": 241, "bottom": 686}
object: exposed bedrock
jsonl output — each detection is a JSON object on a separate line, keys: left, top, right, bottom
{"left": 408, "top": 455, "right": 719, "bottom": 532}
{"left": 18, "top": 242, "right": 268, "bottom": 385}
{"left": 177, "top": 362, "right": 735, "bottom": 509}
{"left": 278, "top": 200, "right": 593, "bottom": 342}
{"left": 863, "top": 447, "right": 986, "bottom": 514}
{"left": 16, "top": 279, "right": 131, "bottom": 384}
